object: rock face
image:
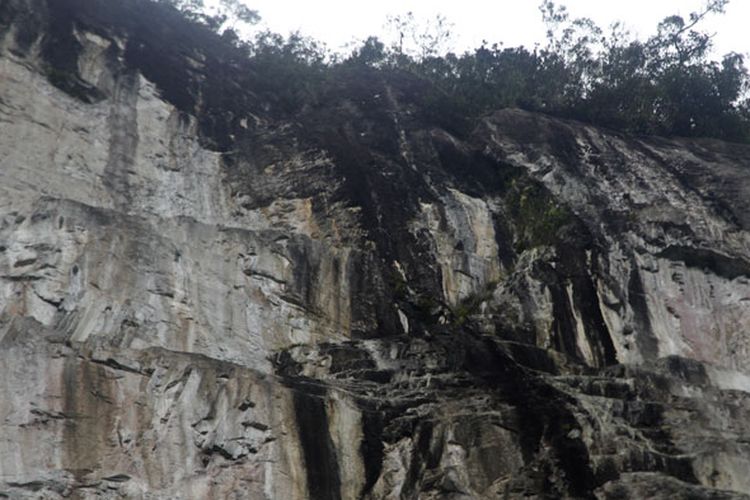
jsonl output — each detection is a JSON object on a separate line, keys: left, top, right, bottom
{"left": 2, "top": 0, "right": 750, "bottom": 498}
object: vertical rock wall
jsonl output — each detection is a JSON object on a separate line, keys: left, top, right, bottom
{"left": 2, "top": 0, "right": 750, "bottom": 498}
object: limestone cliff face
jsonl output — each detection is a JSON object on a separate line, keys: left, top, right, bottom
{"left": 2, "top": 0, "right": 750, "bottom": 498}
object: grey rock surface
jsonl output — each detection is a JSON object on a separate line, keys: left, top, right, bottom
{"left": 1, "top": 0, "right": 750, "bottom": 498}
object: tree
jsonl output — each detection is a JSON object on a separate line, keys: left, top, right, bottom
{"left": 645, "top": 0, "right": 728, "bottom": 67}
{"left": 157, "top": 0, "right": 259, "bottom": 35}
{"left": 385, "top": 12, "right": 454, "bottom": 61}
{"left": 156, "top": 0, "right": 750, "bottom": 143}
{"left": 537, "top": 0, "right": 748, "bottom": 140}
{"left": 348, "top": 37, "right": 388, "bottom": 67}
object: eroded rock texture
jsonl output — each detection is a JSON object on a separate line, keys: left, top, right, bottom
{"left": 2, "top": 0, "right": 750, "bottom": 498}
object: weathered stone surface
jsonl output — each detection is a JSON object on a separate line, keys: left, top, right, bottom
{"left": 1, "top": 0, "right": 750, "bottom": 498}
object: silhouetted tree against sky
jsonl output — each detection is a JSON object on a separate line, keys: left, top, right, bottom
{"left": 157, "top": 0, "right": 750, "bottom": 142}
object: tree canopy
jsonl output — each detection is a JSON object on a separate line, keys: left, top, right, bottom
{"left": 160, "top": 0, "right": 750, "bottom": 143}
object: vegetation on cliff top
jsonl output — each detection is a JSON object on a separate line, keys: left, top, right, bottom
{"left": 156, "top": 0, "right": 750, "bottom": 143}
{"left": 8, "top": 0, "right": 746, "bottom": 143}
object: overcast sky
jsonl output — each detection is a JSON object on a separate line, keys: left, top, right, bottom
{"left": 230, "top": 0, "right": 750, "bottom": 58}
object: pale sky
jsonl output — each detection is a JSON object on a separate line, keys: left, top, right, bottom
{"left": 231, "top": 0, "right": 750, "bottom": 58}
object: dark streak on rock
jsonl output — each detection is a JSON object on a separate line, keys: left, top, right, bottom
{"left": 292, "top": 389, "right": 342, "bottom": 500}
{"left": 627, "top": 264, "right": 659, "bottom": 360}
{"left": 90, "top": 357, "right": 146, "bottom": 375}
{"left": 658, "top": 246, "right": 750, "bottom": 280}
{"left": 13, "top": 257, "right": 37, "bottom": 267}
{"left": 5, "top": 481, "right": 44, "bottom": 492}
{"left": 1, "top": 275, "right": 42, "bottom": 281}
{"left": 103, "top": 72, "right": 139, "bottom": 209}
{"left": 359, "top": 410, "right": 384, "bottom": 497}
{"left": 102, "top": 474, "right": 131, "bottom": 483}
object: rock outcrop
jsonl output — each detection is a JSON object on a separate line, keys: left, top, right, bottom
{"left": 1, "top": 0, "right": 750, "bottom": 498}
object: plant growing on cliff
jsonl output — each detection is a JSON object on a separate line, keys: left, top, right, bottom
{"left": 49, "top": 0, "right": 750, "bottom": 143}
{"left": 506, "top": 180, "right": 573, "bottom": 251}
{"left": 451, "top": 281, "right": 498, "bottom": 326}
{"left": 343, "top": 0, "right": 750, "bottom": 142}
{"left": 538, "top": 0, "right": 750, "bottom": 140}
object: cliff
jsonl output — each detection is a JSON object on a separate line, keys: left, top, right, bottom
{"left": 2, "top": 0, "right": 750, "bottom": 498}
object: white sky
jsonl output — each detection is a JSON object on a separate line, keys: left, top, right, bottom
{"left": 232, "top": 0, "right": 750, "bottom": 58}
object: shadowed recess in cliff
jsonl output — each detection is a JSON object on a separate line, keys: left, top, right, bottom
{"left": 627, "top": 263, "right": 660, "bottom": 359}
{"left": 461, "top": 335, "right": 598, "bottom": 497}
{"left": 359, "top": 410, "right": 385, "bottom": 497}
{"left": 292, "top": 389, "right": 342, "bottom": 500}
{"left": 657, "top": 246, "right": 750, "bottom": 281}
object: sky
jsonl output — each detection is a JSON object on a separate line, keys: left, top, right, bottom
{"left": 226, "top": 0, "right": 750, "bottom": 58}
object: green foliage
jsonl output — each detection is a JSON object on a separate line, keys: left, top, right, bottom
{"left": 347, "top": 36, "right": 388, "bottom": 67}
{"left": 388, "top": 0, "right": 750, "bottom": 143}
{"left": 390, "top": 268, "right": 409, "bottom": 298}
{"left": 452, "top": 281, "right": 498, "bottom": 326}
{"left": 507, "top": 180, "right": 572, "bottom": 251}
{"left": 536, "top": 0, "right": 750, "bottom": 141}
{"left": 244, "top": 30, "right": 329, "bottom": 112}
{"left": 415, "top": 295, "right": 440, "bottom": 316}
{"left": 156, "top": 0, "right": 750, "bottom": 143}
